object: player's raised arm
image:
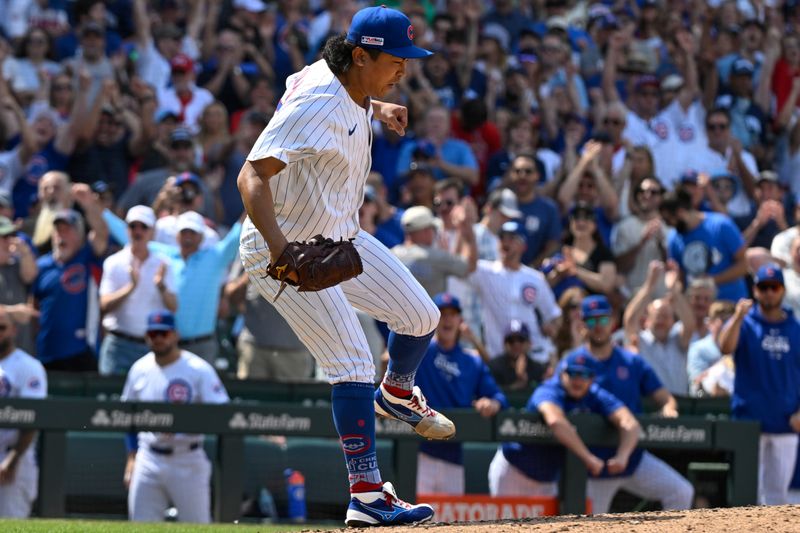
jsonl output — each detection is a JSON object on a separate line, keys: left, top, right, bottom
{"left": 237, "top": 157, "right": 288, "bottom": 262}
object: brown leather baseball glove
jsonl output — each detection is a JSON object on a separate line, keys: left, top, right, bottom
{"left": 266, "top": 235, "right": 363, "bottom": 301}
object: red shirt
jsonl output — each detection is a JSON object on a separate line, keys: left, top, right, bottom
{"left": 450, "top": 115, "right": 502, "bottom": 197}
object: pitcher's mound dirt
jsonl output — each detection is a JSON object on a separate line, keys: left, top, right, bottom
{"left": 339, "top": 504, "right": 800, "bottom": 532}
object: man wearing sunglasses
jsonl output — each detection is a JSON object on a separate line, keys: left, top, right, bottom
{"left": 98, "top": 206, "right": 177, "bottom": 375}
{"left": 718, "top": 264, "right": 800, "bottom": 505}
{"left": 121, "top": 310, "right": 229, "bottom": 523}
{"left": 572, "top": 295, "right": 694, "bottom": 514}
{"left": 489, "top": 351, "right": 639, "bottom": 499}
{"left": 612, "top": 176, "right": 668, "bottom": 299}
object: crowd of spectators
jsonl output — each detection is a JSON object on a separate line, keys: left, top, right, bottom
{"left": 0, "top": 0, "right": 800, "bottom": 400}
{"left": 2, "top": 0, "right": 800, "bottom": 519}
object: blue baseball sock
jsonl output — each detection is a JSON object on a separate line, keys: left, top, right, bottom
{"left": 383, "top": 331, "right": 434, "bottom": 394}
{"left": 331, "top": 382, "right": 382, "bottom": 493}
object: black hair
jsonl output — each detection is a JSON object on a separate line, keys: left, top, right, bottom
{"left": 460, "top": 98, "right": 488, "bottom": 131}
{"left": 445, "top": 29, "right": 467, "bottom": 45}
{"left": 706, "top": 107, "right": 731, "bottom": 126}
{"left": 660, "top": 188, "right": 693, "bottom": 212}
{"left": 434, "top": 177, "right": 464, "bottom": 198}
{"left": 322, "top": 33, "right": 381, "bottom": 76}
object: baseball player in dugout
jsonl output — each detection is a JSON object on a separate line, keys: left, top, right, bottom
{"left": 414, "top": 293, "right": 507, "bottom": 496}
{"left": 488, "top": 352, "right": 639, "bottom": 499}
{"left": 237, "top": 6, "right": 453, "bottom": 527}
{"left": 121, "top": 310, "right": 229, "bottom": 523}
{"left": 718, "top": 264, "right": 800, "bottom": 505}
{"left": 569, "top": 295, "right": 694, "bottom": 514}
{"left": 0, "top": 307, "right": 47, "bottom": 518}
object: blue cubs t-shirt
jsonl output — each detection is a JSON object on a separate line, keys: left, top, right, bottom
{"left": 416, "top": 341, "right": 507, "bottom": 465}
{"left": 32, "top": 244, "right": 103, "bottom": 363}
{"left": 502, "top": 378, "right": 623, "bottom": 482}
{"left": 667, "top": 212, "right": 747, "bottom": 301}
{"left": 732, "top": 307, "right": 800, "bottom": 434}
{"left": 518, "top": 196, "right": 563, "bottom": 265}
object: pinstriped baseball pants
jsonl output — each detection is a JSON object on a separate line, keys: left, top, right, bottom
{"left": 241, "top": 229, "right": 440, "bottom": 384}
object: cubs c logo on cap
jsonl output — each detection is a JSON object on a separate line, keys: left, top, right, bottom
{"left": 407, "top": 25, "right": 414, "bottom": 40}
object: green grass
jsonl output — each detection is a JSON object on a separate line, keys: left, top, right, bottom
{"left": 0, "top": 519, "right": 336, "bottom": 532}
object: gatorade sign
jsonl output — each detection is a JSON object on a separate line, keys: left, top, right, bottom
{"left": 417, "top": 495, "right": 561, "bottom": 521}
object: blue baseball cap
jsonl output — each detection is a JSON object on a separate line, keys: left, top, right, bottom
{"left": 147, "top": 310, "right": 177, "bottom": 332}
{"left": 499, "top": 220, "right": 527, "bottom": 240}
{"left": 562, "top": 351, "right": 597, "bottom": 377}
{"left": 433, "top": 292, "right": 461, "bottom": 312}
{"left": 581, "top": 295, "right": 612, "bottom": 318}
{"left": 755, "top": 264, "right": 784, "bottom": 286}
{"left": 679, "top": 169, "right": 699, "bottom": 185}
{"left": 346, "top": 6, "right": 432, "bottom": 59}
{"left": 174, "top": 172, "right": 201, "bottom": 188}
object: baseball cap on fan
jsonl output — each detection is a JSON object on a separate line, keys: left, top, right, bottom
{"left": 125, "top": 205, "right": 156, "bottom": 228}
{"left": 147, "top": 310, "right": 176, "bottom": 332}
{"left": 346, "top": 6, "right": 433, "bottom": 59}
{"left": 176, "top": 211, "right": 206, "bottom": 234}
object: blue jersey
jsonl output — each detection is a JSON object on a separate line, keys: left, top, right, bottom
{"left": 32, "top": 244, "right": 103, "bottom": 363}
{"left": 566, "top": 346, "right": 664, "bottom": 477}
{"left": 415, "top": 341, "right": 507, "bottom": 464}
{"left": 518, "top": 196, "right": 563, "bottom": 265}
{"left": 667, "top": 212, "right": 747, "bottom": 301}
{"left": 502, "top": 378, "right": 623, "bottom": 482}
{"left": 731, "top": 307, "right": 800, "bottom": 434}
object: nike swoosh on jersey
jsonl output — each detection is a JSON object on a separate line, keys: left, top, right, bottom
{"left": 349, "top": 124, "right": 357, "bottom": 135}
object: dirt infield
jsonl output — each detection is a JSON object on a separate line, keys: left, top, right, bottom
{"left": 341, "top": 505, "right": 800, "bottom": 532}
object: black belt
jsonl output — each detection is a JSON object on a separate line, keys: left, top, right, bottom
{"left": 110, "top": 331, "right": 146, "bottom": 344}
{"left": 178, "top": 334, "right": 215, "bottom": 346}
{"left": 149, "top": 443, "right": 200, "bottom": 455}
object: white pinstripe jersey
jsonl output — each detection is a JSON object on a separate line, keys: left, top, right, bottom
{"left": 244, "top": 59, "right": 374, "bottom": 244}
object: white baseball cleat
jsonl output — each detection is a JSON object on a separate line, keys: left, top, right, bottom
{"left": 374, "top": 384, "right": 456, "bottom": 440}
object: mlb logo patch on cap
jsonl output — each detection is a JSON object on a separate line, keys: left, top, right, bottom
{"left": 361, "top": 36, "right": 385, "bottom": 46}
{"left": 346, "top": 6, "right": 432, "bottom": 59}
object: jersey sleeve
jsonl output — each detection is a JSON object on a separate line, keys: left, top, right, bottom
{"left": 637, "top": 357, "right": 664, "bottom": 396}
{"left": 534, "top": 275, "right": 562, "bottom": 324}
{"left": 120, "top": 369, "right": 137, "bottom": 402}
{"left": 467, "top": 260, "right": 491, "bottom": 292}
{"left": 247, "top": 95, "right": 334, "bottom": 165}
{"left": 588, "top": 384, "right": 625, "bottom": 417}
{"left": 531, "top": 382, "right": 564, "bottom": 410}
{"left": 20, "top": 359, "right": 47, "bottom": 399}
{"left": 199, "top": 365, "right": 230, "bottom": 404}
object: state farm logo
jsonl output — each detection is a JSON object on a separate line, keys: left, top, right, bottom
{"left": 90, "top": 409, "right": 174, "bottom": 428}
{"left": 498, "top": 418, "right": 552, "bottom": 438}
{"left": 228, "top": 412, "right": 311, "bottom": 432}
{"left": 0, "top": 405, "right": 36, "bottom": 424}
{"left": 642, "top": 424, "right": 707, "bottom": 444}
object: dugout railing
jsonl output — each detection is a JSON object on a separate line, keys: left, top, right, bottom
{"left": 0, "top": 396, "right": 759, "bottom": 522}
